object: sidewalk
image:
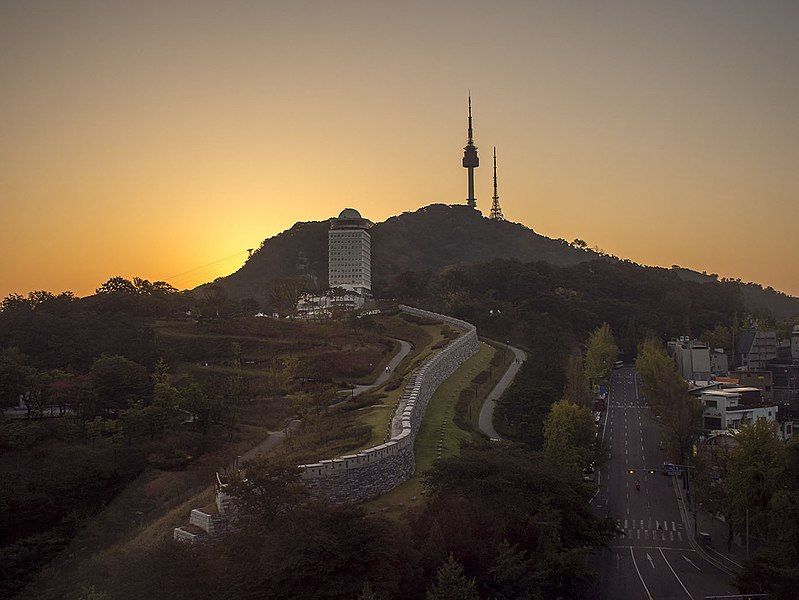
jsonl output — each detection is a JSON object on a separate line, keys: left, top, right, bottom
{"left": 674, "top": 476, "right": 746, "bottom": 573}
{"left": 695, "top": 506, "right": 747, "bottom": 566}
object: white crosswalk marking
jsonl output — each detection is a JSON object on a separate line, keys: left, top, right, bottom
{"left": 677, "top": 532, "right": 682, "bottom": 541}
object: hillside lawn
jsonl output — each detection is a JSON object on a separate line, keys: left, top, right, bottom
{"left": 366, "top": 340, "right": 508, "bottom": 518}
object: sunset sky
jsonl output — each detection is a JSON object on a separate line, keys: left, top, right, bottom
{"left": 2, "top": 1, "right": 798, "bottom": 297}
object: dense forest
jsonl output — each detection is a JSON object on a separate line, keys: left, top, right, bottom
{"left": 0, "top": 278, "right": 390, "bottom": 598}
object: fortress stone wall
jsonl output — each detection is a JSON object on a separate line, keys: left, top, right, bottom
{"left": 297, "top": 305, "right": 478, "bottom": 503}
{"left": 175, "top": 306, "right": 477, "bottom": 540}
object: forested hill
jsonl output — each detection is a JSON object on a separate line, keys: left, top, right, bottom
{"left": 199, "top": 204, "right": 599, "bottom": 302}
{"left": 670, "top": 266, "right": 799, "bottom": 320}
{"left": 199, "top": 203, "right": 799, "bottom": 320}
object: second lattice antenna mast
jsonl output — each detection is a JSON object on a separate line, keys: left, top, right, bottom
{"left": 490, "top": 146, "right": 504, "bottom": 220}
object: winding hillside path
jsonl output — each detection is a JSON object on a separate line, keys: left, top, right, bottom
{"left": 347, "top": 338, "right": 412, "bottom": 397}
{"left": 233, "top": 339, "right": 412, "bottom": 470}
{"left": 478, "top": 341, "right": 526, "bottom": 440}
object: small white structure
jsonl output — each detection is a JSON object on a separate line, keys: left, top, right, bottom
{"left": 328, "top": 208, "right": 372, "bottom": 296}
{"left": 295, "top": 288, "right": 365, "bottom": 319}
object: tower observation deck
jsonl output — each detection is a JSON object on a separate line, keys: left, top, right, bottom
{"left": 462, "top": 94, "right": 479, "bottom": 209}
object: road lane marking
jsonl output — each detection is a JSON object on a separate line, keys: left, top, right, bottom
{"left": 682, "top": 555, "right": 701, "bottom": 571}
{"left": 646, "top": 552, "right": 655, "bottom": 569}
{"left": 630, "top": 548, "right": 654, "bottom": 600}
{"left": 659, "top": 547, "right": 694, "bottom": 599}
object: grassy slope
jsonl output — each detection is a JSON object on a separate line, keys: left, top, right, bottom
{"left": 366, "top": 341, "right": 496, "bottom": 517}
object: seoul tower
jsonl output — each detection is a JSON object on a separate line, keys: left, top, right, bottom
{"left": 462, "top": 94, "right": 479, "bottom": 209}
{"left": 490, "top": 146, "right": 504, "bottom": 220}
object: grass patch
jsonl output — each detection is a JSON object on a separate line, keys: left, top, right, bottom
{"left": 366, "top": 342, "right": 496, "bottom": 517}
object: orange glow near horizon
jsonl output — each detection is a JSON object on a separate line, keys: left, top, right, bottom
{"left": 1, "top": 2, "right": 798, "bottom": 298}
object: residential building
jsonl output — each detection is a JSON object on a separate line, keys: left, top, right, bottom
{"left": 736, "top": 370, "right": 774, "bottom": 403}
{"left": 770, "top": 362, "right": 799, "bottom": 407}
{"left": 668, "top": 337, "right": 711, "bottom": 381}
{"left": 710, "top": 349, "right": 728, "bottom": 375}
{"left": 699, "top": 387, "right": 777, "bottom": 432}
{"left": 734, "top": 329, "right": 777, "bottom": 370}
{"left": 793, "top": 325, "right": 799, "bottom": 361}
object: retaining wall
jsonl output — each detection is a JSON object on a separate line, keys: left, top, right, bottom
{"left": 297, "top": 305, "right": 478, "bottom": 503}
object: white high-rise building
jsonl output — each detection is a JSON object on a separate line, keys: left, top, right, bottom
{"left": 328, "top": 208, "right": 372, "bottom": 296}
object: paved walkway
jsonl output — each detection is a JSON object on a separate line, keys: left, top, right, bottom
{"left": 231, "top": 339, "right": 413, "bottom": 472}
{"left": 478, "top": 341, "right": 526, "bottom": 440}
{"left": 346, "top": 338, "right": 412, "bottom": 398}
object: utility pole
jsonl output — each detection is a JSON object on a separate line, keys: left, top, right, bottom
{"left": 746, "top": 506, "right": 750, "bottom": 558}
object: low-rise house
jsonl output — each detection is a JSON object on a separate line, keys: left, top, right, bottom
{"left": 700, "top": 387, "right": 777, "bottom": 432}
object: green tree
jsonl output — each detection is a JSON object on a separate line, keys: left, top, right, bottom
{"left": 489, "top": 540, "right": 537, "bottom": 600}
{"left": 635, "top": 338, "right": 702, "bottom": 462}
{"left": 584, "top": 323, "right": 618, "bottom": 386}
{"left": 357, "top": 581, "right": 379, "bottom": 600}
{"left": 0, "top": 347, "right": 34, "bottom": 408}
{"left": 562, "top": 352, "right": 591, "bottom": 408}
{"left": 426, "top": 554, "right": 479, "bottom": 600}
{"left": 89, "top": 354, "right": 151, "bottom": 415}
{"left": 543, "top": 399, "right": 597, "bottom": 472}
{"left": 724, "top": 419, "right": 785, "bottom": 540}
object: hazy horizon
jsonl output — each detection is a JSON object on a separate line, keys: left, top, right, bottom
{"left": 2, "top": 1, "right": 798, "bottom": 297}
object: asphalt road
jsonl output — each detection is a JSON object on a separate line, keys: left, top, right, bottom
{"left": 478, "top": 341, "right": 526, "bottom": 440}
{"left": 587, "top": 367, "right": 738, "bottom": 600}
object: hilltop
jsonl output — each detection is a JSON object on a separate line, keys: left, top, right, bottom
{"left": 200, "top": 204, "right": 599, "bottom": 302}
{"left": 199, "top": 203, "right": 799, "bottom": 320}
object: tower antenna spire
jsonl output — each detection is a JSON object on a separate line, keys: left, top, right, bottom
{"left": 467, "top": 92, "right": 474, "bottom": 145}
{"left": 490, "top": 146, "right": 504, "bottom": 221}
{"left": 462, "top": 93, "right": 479, "bottom": 209}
